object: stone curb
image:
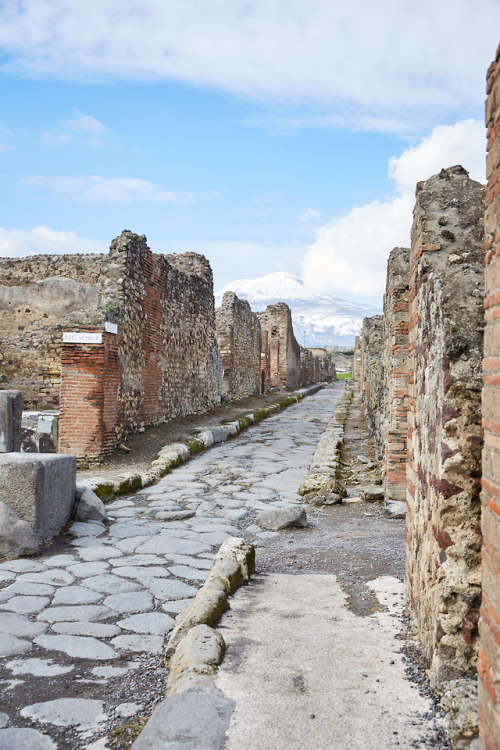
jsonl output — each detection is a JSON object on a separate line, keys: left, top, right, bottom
{"left": 79, "top": 383, "right": 327, "bottom": 502}
{"left": 298, "top": 385, "right": 353, "bottom": 501}
{"left": 131, "top": 537, "right": 255, "bottom": 749}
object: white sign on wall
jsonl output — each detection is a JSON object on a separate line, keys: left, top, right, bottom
{"left": 105, "top": 322, "right": 118, "bottom": 334}
{"left": 62, "top": 332, "right": 103, "bottom": 344}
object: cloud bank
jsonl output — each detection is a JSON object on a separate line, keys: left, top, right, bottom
{"left": 22, "top": 176, "right": 193, "bottom": 204}
{"left": 0, "top": 225, "right": 101, "bottom": 257}
{"left": 0, "top": 1, "right": 498, "bottom": 132}
{"left": 301, "top": 119, "right": 486, "bottom": 301}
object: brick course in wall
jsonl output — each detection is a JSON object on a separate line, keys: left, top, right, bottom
{"left": 479, "top": 43, "right": 500, "bottom": 750}
{"left": 406, "top": 166, "right": 484, "bottom": 685}
{"left": 216, "top": 291, "right": 262, "bottom": 401}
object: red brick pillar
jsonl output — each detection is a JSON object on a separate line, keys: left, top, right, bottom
{"left": 59, "top": 329, "right": 122, "bottom": 463}
{"left": 479, "top": 43, "right": 500, "bottom": 750}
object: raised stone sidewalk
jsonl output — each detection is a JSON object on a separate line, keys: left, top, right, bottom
{"left": 0, "top": 382, "right": 344, "bottom": 749}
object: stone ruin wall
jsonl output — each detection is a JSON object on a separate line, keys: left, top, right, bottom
{"left": 406, "top": 167, "right": 484, "bottom": 684}
{"left": 257, "top": 303, "right": 302, "bottom": 390}
{"left": 479, "top": 44, "right": 500, "bottom": 750}
{"left": 358, "top": 314, "right": 387, "bottom": 462}
{"left": 58, "top": 231, "right": 222, "bottom": 460}
{"left": 384, "top": 248, "right": 410, "bottom": 517}
{"left": 355, "top": 167, "right": 485, "bottom": 695}
{"left": 216, "top": 291, "right": 262, "bottom": 400}
{"left": 0, "top": 252, "right": 113, "bottom": 409}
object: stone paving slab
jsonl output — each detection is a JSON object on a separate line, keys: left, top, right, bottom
{"left": 0, "top": 383, "right": 344, "bottom": 748}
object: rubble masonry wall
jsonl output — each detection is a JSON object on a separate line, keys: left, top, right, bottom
{"left": 358, "top": 314, "right": 387, "bottom": 462}
{"left": 257, "top": 303, "right": 302, "bottom": 390}
{"left": 216, "top": 291, "right": 262, "bottom": 401}
{"left": 58, "top": 230, "right": 221, "bottom": 460}
{"left": 479, "top": 44, "right": 500, "bottom": 750}
{"left": 406, "top": 166, "right": 484, "bottom": 684}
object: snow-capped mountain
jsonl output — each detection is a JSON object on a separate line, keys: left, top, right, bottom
{"left": 215, "top": 272, "right": 380, "bottom": 347}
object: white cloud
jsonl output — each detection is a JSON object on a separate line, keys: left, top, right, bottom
{"left": 0, "top": 225, "right": 101, "bottom": 256}
{"left": 0, "top": 142, "right": 8, "bottom": 152}
{"left": 67, "top": 109, "right": 107, "bottom": 134}
{"left": 389, "top": 119, "right": 486, "bottom": 197}
{"left": 301, "top": 119, "right": 485, "bottom": 301}
{"left": 0, "top": 1, "right": 498, "bottom": 132}
{"left": 42, "top": 131, "right": 73, "bottom": 144}
{"left": 299, "top": 209, "right": 321, "bottom": 223}
{"left": 22, "top": 176, "right": 193, "bottom": 204}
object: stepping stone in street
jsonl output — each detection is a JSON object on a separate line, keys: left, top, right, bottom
{"left": 34, "top": 634, "right": 117, "bottom": 660}
{"left": 21, "top": 698, "right": 107, "bottom": 731}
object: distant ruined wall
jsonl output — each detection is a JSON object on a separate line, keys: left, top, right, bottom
{"left": 384, "top": 248, "right": 411, "bottom": 516}
{"left": 308, "top": 347, "right": 337, "bottom": 381}
{"left": 479, "top": 45, "right": 500, "bottom": 750}
{"left": 216, "top": 291, "right": 262, "bottom": 401}
{"left": 48, "top": 231, "right": 221, "bottom": 461}
{"left": 358, "top": 315, "right": 387, "bottom": 462}
{"left": 257, "top": 303, "right": 301, "bottom": 390}
{"left": 406, "top": 167, "right": 484, "bottom": 684}
{"left": 353, "top": 337, "right": 361, "bottom": 382}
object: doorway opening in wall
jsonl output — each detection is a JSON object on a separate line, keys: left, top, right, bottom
{"left": 261, "top": 371, "right": 265, "bottom": 394}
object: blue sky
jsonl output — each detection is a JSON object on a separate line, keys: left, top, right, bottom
{"left": 0, "top": 1, "right": 498, "bottom": 304}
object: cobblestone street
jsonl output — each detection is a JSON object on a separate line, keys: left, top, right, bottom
{"left": 0, "top": 383, "right": 344, "bottom": 749}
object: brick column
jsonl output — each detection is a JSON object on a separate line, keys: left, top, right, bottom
{"left": 59, "top": 329, "right": 122, "bottom": 463}
{"left": 384, "top": 248, "right": 410, "bottom": 517}
{"left": 479, "top": 43, "right": 500, "bottom": 750}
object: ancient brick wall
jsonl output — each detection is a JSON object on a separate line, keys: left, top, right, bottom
{"left": 479, "top": 44, "right": 500, "bottom": 750}
{"left": 384, "top": 248, "right": 411, "bottom": 516}
{"left": 257, "top": 303, "right": 301, "bottom": 390}
{"left": 307, "top": 347, "right": 337, "bottom": 380}
{"left": 4, "top": 231, "right": 222, "bottom": 462}
{"left": 0, "top": 253, "right": 115, "bottom": 409}
{"left": 406, "top": 166, "right": 484, "bottom": 685}
{"left": 216, "top": 291, "right": 262, "bottom": 401}
{"left": 358, "top": 315, "right": 387, "bottom": 462}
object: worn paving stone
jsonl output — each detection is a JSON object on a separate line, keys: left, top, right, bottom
{"left": 52, "top": 585, "right": 103, "bottom": 605}
{"left": 167, "top": 565, "right": 207, "bottom": 581}
{"left": 111, "top": 635, "right": 164, "bottom": 653}
{"left": 44, "top": 555, "right": 77, "bottom": 567}
{"left": 51, "top": 622, "right": 121, "bottom": 638}
{"left": 145, "top": 578, "right": 198, "bottom": 601}
{"left": 0, "top": 727, "right": 57, "bottom": 749}
{"left": 117, "top": 612, "right": 175, "bottom": 634}
{"left": 4, "top": 581, "right": 54, "bottom": 596}
{"left": 38, "top": 605, "right": 113, "bottom": 623}
{"left": 83, "top": 574, "right": 143, "bottom": 595}
{"left": 67, "top": 561, "right": 110, "bottom": 577}
{"left": 0, "top": 596, "right": 51, "bottom": 615}
{"left": 103, "top": 591, "right": 154, "bottom": 614}
{"left": 17, "top": 570, "right": 74, "bottom": 586}
{"left": 68, "top": 521, "right": 106, "bottom": 537}
{"left": 77, "top": 546, "right": 123, "bottom": 561}
{"left": 0, "top": 634, "right": 32, "bottom": 657}
{"left": 0, "top": 560, "right": 45, "bottom": 573}
{"left": 6, "top": 658, "right": 74, "bottom": 677}
{"left": 34, "top": 634, "right": 117, "bottom": 660}
{"left": 108, "top": 554, "right": 166, "bottom": 567}
{"left": 0, "top": 613, "right": 47, "bottom": 638}
{"left": 21, "top": 698, "right": 107, "bottom": 730}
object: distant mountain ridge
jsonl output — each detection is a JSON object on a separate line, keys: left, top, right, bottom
{"left": 215, "top": 272, "right": 380, "bottom": 347}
